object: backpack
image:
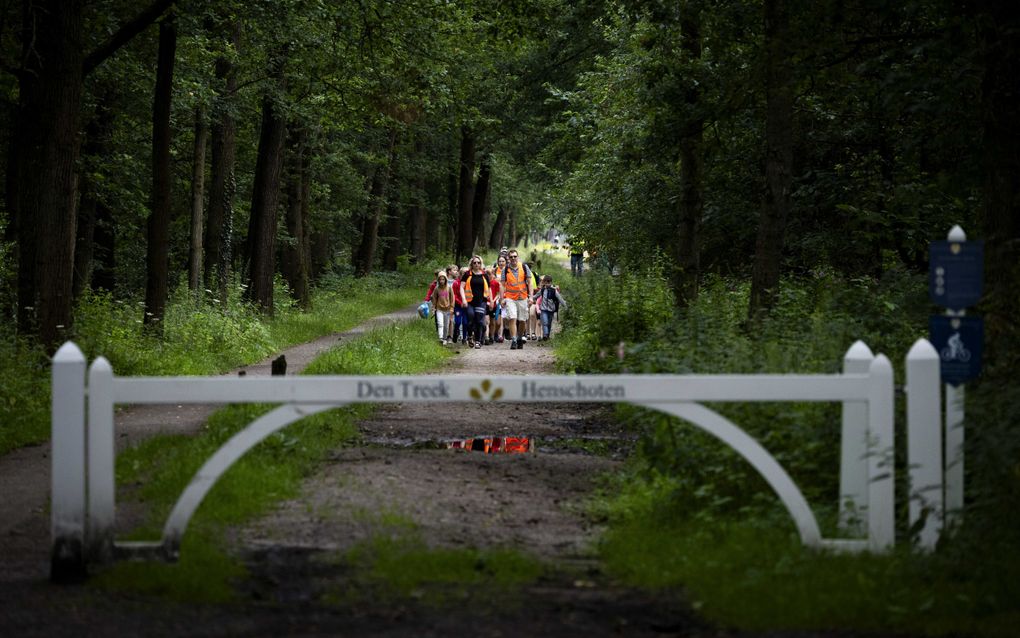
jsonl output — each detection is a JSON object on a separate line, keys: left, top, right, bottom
{"left": 543, "top": 287, "right": 559, "bottom": 312}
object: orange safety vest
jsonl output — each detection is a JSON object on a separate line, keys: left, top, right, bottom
{"left": 503, "top": 264, "right": 529, "bottom": 300}
{"left": 462, "top": 272, "right": 490, "bottom": 304}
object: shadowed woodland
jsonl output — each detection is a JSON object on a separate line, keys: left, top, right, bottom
{"left": 1, "top": 0, "right": 1019, "bottom": 634}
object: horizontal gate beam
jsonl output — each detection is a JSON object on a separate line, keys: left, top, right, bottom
{"left": 113, "top": 373, "right": 871, "bottom": 405}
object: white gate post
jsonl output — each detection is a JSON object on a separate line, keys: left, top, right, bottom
{"left": 867, "top": 354, "right": 895, "bottom": 551}
{"left": 905, "top": 338, "right": 943, "bottom": 550}
{"left": 51, "top": 342, "right": 88, "bottom": 582}
{"left": 839, "top": 340, "right": 873, "bottom": 534}
{"left": 87, "top": 357, "right": 116, "bottom": 563}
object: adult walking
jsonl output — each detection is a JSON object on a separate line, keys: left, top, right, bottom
{"left": 460, "top": 255, "right": 492, "bottom": 349}
{"left": 569, "top": 238, "right": 585, "bottom": 277}
{"left": 500, "top": 249, "right": 534, "bottom": 350}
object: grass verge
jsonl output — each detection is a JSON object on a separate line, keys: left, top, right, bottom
{"left": 92, "top": 317, "right": 452, "bottom": 602}
{"left": 325, "top": 532, "right": 545, "bottom": 607}
{"left": 597, "top": 508, "right": 1020, "bottom": 637}
{"left": 0, "top": 270, "right": 430, "bottom": 455}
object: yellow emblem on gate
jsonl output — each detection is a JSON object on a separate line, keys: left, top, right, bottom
{"left": 470, "top": 379, "right": 503, "bottom": 401}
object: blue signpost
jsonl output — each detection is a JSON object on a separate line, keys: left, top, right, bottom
{"left": 929, "top": 240, "right": 983, "bottom": 309}
{"left": 928, "top": 315, "right": 983, "bottom": 386}
{"left": 928, "top": 225, "right": 983, "bottom": 524}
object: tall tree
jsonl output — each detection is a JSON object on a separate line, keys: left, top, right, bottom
{"left": 409, "top": 141, "right": 427, "bottom": 263}
{"left": 673, "top": 4, "right": 704, "bottom": 308}
{"left": 143, "top": 14, "right": 178, "bottom": 333}
{"left": 380, "top": 201, "right": 403, "bottom": 271}
{"left": 204, "top": 20, "right": 241, "bottom": 303}
{"left": 13, "top": 1, "right": 86, "bottom": 346}
{"left": 281, "top": 127, "right": 311, "bottom": 309}
{"left": 73, "top": 92, "right": 116, "bottom": 300}
{"left": 455, "top": 127, "right": 476, "bottom": 261}
{"left": 244, "top": 87, "right": 288, "bottom": 314}
{"left": 188, "top": 107, "right": 209, "bottom": 294}
{"left": 12, "top": 0, "right": 174, "bottom": 349}
{"left": 471, "top": 153, "right": 493, "bottom": 249}
{"left": 353, "top": 129, "right": 398, "bottom": 277}
{"left": 749, "top": 0, "right": 794, "bottom": 319}
{"left": 489, "top": 204, "right": 508, "bottom": 249}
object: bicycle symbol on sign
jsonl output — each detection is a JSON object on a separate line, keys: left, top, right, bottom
{"left": 940, "top": 332, "right": 971, "bottom": 362}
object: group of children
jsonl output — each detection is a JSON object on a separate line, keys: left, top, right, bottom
{"left": 423, "top": 247, "right": 567, "bottom": 350}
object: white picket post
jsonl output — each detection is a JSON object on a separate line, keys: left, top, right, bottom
{"left": 50, "top": 342, "right": 87, "bottom": 581}
{"left": 87, "top": 357, "right": 116, "bottom": 563}
{"left": 839, "top": 340, "right": 873, "bottom": 534}
{"left": 905, "top": 339, "right": 943, "bottom": 550}
{"left": 866, "top": 354, "right": 895, "bottom": 551}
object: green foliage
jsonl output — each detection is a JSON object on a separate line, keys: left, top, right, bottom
{"left": 564, "top": 268, "right": 1019, "bottom": 634}
{"left": 598, "top": 513, "right": 1019, "bottom": 636}
{"left": 94, "top": 315, "right": 452, "bottom": 600}
{"left": 0, "top": 271, "right": 426, "bottom": 456}
{"left": 0, "top": 339, "right": 50, "bottom": 453}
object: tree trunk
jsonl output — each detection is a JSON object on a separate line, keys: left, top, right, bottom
{"left": 381, "top": 200, "right": 403, "bottom": 271}
{"left": 310, "top": 230, "right": 330, "bottom": 281}
{"left": 976, "top": 1, "right": 1020, "bottom": 364}
{"left": 489, "top": 204, "right": 507, "bottom": 249}
{"left": 204, "top": 21, "right": 240, "bottom": 303}
{"left": 410, "top": 141, "right": 427, "bottom": 262}
{"left": 508, "top": 206, "right": 518, "bottom": 248}
{"left": 281, "top": 126, "right": 311, "bottom": 309}
{"left": 353, "top": 129, "right": 398, "bottom": 277}
{"left": 12, "top": 0, "right": 171, "bottom": 349}
{"left": 456, "top": 126, "right": 475, "bottom": 262}
{"left": 471, "top": 154, "right": 492, "bottom": 249}
{"left": 143, "top": 14, "right": 177, "bottom": 334}
{"left": 244, "top": 90, "right": 288, "bottom": 314}
{"left": 15, "top": 0, "right": 85, "bottom": 349}
{"left": 188, "top": 106, "right": 208, "bottom": 294}
{"left": 749, "top": 0, "right": 793, "bottom": 320}
{"left": 672, "top": 6, "right": 704, "bottom": 308}
{"left": 92, "top": 198, "right": 116, "bottom": 292}
{"left": 73, "top": 93, "right": 116, "bottom": 300}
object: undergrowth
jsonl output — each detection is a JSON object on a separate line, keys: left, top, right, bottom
{"left": 0, "top": 267, "right": 435, "bottom": 455}
{"left": 558, "top": 265, "right": 1020, "bottom": 636}
{"left": 91, "top": 316, "right": 452, "bottom": 602}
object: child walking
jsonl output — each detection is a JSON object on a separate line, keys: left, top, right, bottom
{"left": 430, "top": 272, "right": 454, "bottom": 344}
{"left": 532, "top": 275, "right": 567, "bottom": 340}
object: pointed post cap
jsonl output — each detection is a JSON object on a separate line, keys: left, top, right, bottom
{"left": 844, "top": 340, "right": 875, "bottom": 361}
{"left": 906, "top": 338, "right": 939, "bottom": 361}
{"left": 52, "top": 341, "right": 85, "bottom": 363}
{"left": 89, "top": 356, "right": 113, "bottom": 374}
{"left": 947, "top": 225, "right": 966, "bottom": 241}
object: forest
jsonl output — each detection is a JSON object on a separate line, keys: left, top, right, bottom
{"left": 1, "top": 0, "right": 1019, "bottom": 633}
{"left": 0, "top": 0, "right": 1017, "bottom": 354}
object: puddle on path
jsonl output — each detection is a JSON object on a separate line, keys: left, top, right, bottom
{"left": 360, "top": 435, "right": 534, "bottom": 453}
{"left": 446, "top": 435, "right": 533, "bottom": 453}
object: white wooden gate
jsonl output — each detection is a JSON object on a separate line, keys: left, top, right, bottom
{"left": 49, "top": 339, "right": 946, "bottom": 581}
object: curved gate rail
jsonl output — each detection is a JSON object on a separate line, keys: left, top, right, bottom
{"left": 49, "top": 339, "right": 946, "bottom": 581}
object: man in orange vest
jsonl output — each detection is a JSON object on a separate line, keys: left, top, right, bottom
{"left": 500, "top": 249, "right": 535, "bottom": 350}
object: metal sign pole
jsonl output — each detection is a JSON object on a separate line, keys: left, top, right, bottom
{"left": 940, "top": 225, "right": 970, "bottom": 527}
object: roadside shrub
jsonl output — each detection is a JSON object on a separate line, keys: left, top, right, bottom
{"left": 567, "top": 267, "right": 1019, "bottom": 634}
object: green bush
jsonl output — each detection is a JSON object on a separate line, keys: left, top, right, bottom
{"left": 562, "top": 267, "right": 1020, "bottom": 634}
